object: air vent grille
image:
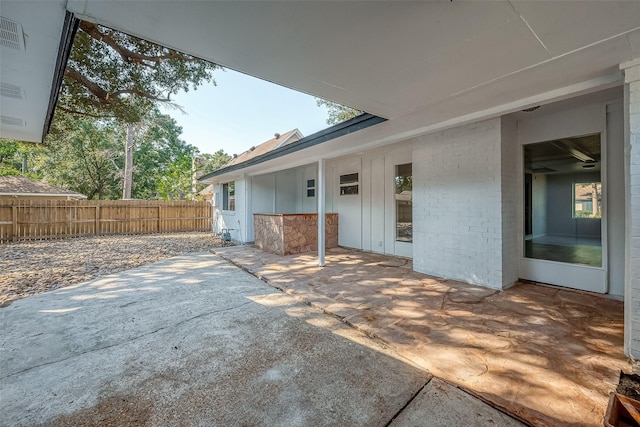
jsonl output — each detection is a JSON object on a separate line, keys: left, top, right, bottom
{"left": 0, "top": 82, "right": 24, "bottom": 99}
{"left": 1, "top": 115, "right": 25, "bottom": 127}
{"left": 0, "top": 17, "right": 24, "bottom": 51}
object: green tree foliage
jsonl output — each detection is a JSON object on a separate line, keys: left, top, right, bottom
{"left": 60, "top": 21, "right": 221, "bottom": 123}
{"left": 198, "top": 150, "right": 232, "bottom": 174}
{"left": 42, "top": 20, "right": 226, "bottom": 200}
{"left": 315, "top": 98, "right": 362, "bottom": 125}
{"left": 41, "top": 114, "right": 124, "bottom": 199}
{"left": 0, "top": 140, "right": 46, "bottom": 178}
{"left": 134, "top": 110, "right": 198, "bottom": 200}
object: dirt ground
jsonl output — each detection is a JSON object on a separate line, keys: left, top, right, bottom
{"left": 0, "top": 232, "right": 230, "bottom": 306}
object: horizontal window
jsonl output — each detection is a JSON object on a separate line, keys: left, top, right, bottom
{"left": 339, "top": 173, "right": 359, "bottom": 196}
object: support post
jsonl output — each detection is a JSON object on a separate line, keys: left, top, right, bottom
{"left": 318, "top": 158, "right": 326, "bottom": 267}
{"left": 622, "top": 58, "right": 640, "bottom": 358}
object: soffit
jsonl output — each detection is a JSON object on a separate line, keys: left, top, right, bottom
{"left": 0, "top": 1, "right": 68, "bottom": 142}
{"left": 67, "top": 0, "right": 640, "bottom": 123}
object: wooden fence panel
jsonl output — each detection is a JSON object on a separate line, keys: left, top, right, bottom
{"left": 0, "top": 199, "right": 212, "bottom": 243}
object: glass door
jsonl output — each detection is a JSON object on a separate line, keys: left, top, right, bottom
{"left": 520, "top": 134, "right": 606, "bottom": 292}
{"left": 394, "top": 163, "right": 412, "bottom": 257}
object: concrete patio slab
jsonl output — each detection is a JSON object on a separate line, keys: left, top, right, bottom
{"left": 0, "top": 252, "right": 520, "bottom": 426}
{"left": 389, "top": 378, "right": 523, "bottom": 427}
{"left": 216, "top": 245, "right": 630, "bottom": 427}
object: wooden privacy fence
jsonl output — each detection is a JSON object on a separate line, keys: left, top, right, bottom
{"left": 0, "top": 199, "right": 212, "bottom": 243}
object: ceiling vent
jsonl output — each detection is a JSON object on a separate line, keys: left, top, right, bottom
{"left": 0, "top": 82, "right": 24, "bottom": 99}
{"left": 1, "top": 115, "right": 25, "bottom": 127}
{"left": 0, "top": 17, "right": 25, "bottom": 51}
{"left": 521, "top": 106, "right": 541, "bottom": 113}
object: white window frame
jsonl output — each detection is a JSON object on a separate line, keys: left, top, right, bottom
{"left": 222, "top": 181, "right": 235, "bottom": 212}
{"left": 339, "top": 172, "right": 359, "bottom": 196}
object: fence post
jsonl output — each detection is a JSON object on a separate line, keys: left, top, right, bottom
{"left": 12, "top": 203, "right": 17, "bottom": 242}
{"left": 95, "top": 204, "right": 100, "bottom": 236}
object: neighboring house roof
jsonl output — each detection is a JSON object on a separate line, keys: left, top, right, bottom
{"left": 224, "top": 129, "right": 303, "bottom": 168}
{"left": 200, "top": 113, "right": 385, "bottom": 183}
{"left": 198, "top": 184, "right": 214, "bottom": 196}
{"left": 0, "top": 176, "right": 87, "bottom": 199}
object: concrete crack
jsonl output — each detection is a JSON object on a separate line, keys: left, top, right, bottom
{"left": 384, "top": 377, "right": 433, "bottom": 427}
{"left": 0, "top": 300, "right": 254, "bottom": 380}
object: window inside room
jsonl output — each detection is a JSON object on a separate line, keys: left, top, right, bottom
{"left": 222, "top": 181, "right": 235, "bottom": 211}
{"left": 573, "top": 182, "right": 601, "bottom": 218}
{"left": 339, "top": 173, "right": 359, "bottom": 195}
{"left": 395, "top": 163, "right": 412, "bottom": 242}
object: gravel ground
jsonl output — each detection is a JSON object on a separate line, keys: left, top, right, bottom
{"left": 0, "top": 232, "right": 231, "bottom": 306}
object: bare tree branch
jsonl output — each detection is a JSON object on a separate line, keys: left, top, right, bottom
{"left": 65, "top": 67, "right": 110, "bottom": 101}
{"left": 65, "top": 67, "right": 173, "bottom": 104}
{"left": 80, "top": 22, "right": 201, "bottom": 66}
{"left": 57, "top": 106, "right": 115, "bottom": 119}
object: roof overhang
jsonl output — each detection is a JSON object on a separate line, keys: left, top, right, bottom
{"left": 66, "top": 1, "right": 640, "bottom": 122}
{"left": 0, "top": 1, "right": 76, "bottom": 143}
{"left": 200, "top": 113, "right": 386, "bottom": 183}
{"left": 3, "top": 1, "right": 640, "bottom": 146}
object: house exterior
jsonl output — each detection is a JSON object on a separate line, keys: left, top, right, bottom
{"left": 0, "top": 176, "right": 87, "bottom": 200}
{"left": 202, "top": 89, "right": 625, "bottom": 296}
{"left": 209, "top": 129, "right": 304, "bottom": 241}
{"left": 5, "top": 1, "right": 640, "bottom": 359}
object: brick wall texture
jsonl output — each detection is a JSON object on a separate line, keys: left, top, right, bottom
{"left": 412, "top": 118, "right": 511, "bottom": 289}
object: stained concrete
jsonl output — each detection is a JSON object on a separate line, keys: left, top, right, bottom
{"left": 0, "top": 252, "right": 520, "bottom": 426}
{"left": 216, "top": 245, "right": 630, "bottom": 426}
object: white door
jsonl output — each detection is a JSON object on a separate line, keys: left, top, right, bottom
{"left": 334, "top": 159, "right": 362, "bottom": 249}
{"left": 519, "top": 134, "right": 606, "bottom": 293}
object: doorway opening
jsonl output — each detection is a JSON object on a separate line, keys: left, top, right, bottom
{"left": 523, "top": 134, "right": 602, "bottom": 267}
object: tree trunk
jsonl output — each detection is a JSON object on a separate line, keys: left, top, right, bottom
{"left": 122, "top": 124, "right": 136, "bottom": 199}
{"left": 191, "top": 156, "right": 197, "bottom": 200}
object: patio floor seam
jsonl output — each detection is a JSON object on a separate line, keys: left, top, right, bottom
{"left": 215, "top": 251, "right": 531, "bottom": 425}
{"left": 213, "top": 246, "right": 628, "bottom": 426}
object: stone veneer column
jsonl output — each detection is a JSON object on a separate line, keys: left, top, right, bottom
{"left": 623, "top": 58, "right": 640, "bottom": 358}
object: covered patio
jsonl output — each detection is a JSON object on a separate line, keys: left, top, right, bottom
{"left": 215, "top": 245, "right": 628, "bottom": 427}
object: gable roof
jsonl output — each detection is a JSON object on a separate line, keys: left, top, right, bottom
{"left": 0, "top": 176, "right": 87, "bottom": 199}
{"left": 199, "top": 113, "right": 385, "bottom": 183}
{"left": 224, "top": 129, "right": 303, "bottom": 168}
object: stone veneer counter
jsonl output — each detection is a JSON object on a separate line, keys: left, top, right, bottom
{"left": 253, "top": 213, "right": 338, "bottom": 256}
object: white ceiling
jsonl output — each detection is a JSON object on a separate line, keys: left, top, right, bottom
{"left": 2, "top": 1, "right": 640, "bottom": 144}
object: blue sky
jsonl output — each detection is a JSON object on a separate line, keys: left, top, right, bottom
{"left": 160, "top": 68, "right": 331, "bottom": 156}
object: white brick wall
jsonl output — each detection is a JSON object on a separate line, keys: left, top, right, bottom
{"left": 500, "top": 117, "right": 519, "bottom": 288}
{"left": 413, "top": 118, "right": 508, "bottom": 289}
{"left": 625, "top": 61, "right": 640, "bottom": 358}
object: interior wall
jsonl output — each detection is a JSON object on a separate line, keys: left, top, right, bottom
{"left": 531, "top": 174, "right": 547, "bottom": 237}
{"left": 545, "top": 172, "right": 602, "bottom": 239}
